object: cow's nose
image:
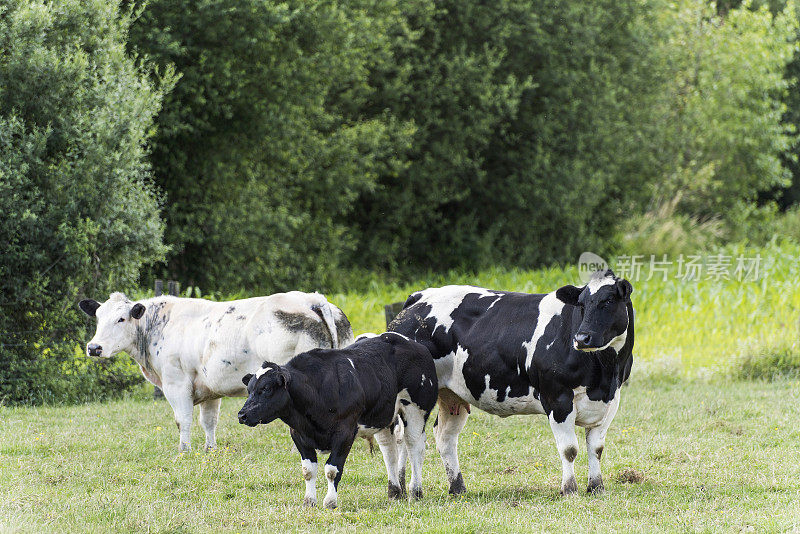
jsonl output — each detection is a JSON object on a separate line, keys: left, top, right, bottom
{"left": 237, "top": 412, "right": 247, "bottom": 424}
{"left": 574, "top": 332, "right": 592, "bottom": 347}
{"left": 87, "top": 343, "right": 102, "bottom": 357}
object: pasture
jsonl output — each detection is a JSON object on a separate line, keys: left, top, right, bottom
{"left": 2, "top": 380, "right": 799, "bottom": 532}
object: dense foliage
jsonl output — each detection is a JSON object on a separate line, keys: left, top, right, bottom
{"left": 0, "top": 0, "right": 172, "bottom": 403}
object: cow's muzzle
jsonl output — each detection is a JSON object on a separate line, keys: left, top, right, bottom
{"left": 87, "top": 343, "right": 102, "bottom": 357}
{"left": 573, "top": 332, "right": 602, "bottom": 351}
{"left": 237, "top": 410, "right": 257, "bottom": 427}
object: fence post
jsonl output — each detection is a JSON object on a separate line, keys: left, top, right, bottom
{"left": 384, "top": 302, "right": 405, "bottom": 328}
{"left": 168, "top": 280, "right": 179, "bottom": 297}
{"left": 152, "top": 279, "right": 165, "bottom": 400}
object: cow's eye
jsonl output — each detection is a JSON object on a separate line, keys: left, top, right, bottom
{"left": 117, "top": 317, "right": 125, "bottom": 323}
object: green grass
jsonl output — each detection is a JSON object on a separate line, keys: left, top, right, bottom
{"left": 330, "top": 241, "right": 800, "bottom": 374}
{"left": 2, "top": 380, "right": 800, "bottom": 532}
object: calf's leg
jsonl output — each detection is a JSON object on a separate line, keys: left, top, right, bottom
{"left": 585, "top": 391, "right": 620, "bottom": 493}
{"left": 548, "top": 409, "right": 579, "bottom": 496}
{"left": 291, "top": 431, "right": 319, "bottom": 507}
{"left": 402, "top": 405, "right": 429, "bottom": 500}
{"left": 199, "top": 398, "right": 221, "bottom": 451}
{"left": 375, "top": 428, "right": 403, "bottom": 500}
{"left": 434, "top": 391, "right": 470, "bottom": 495}
{"left": 161, "top": 378, "right": 194, "bottom": 452}
{"left": 323, "top": 433, "right": 356, "bottom": 509}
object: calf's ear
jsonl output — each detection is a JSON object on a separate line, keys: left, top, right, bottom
{"left": 79, "top": 299, "right": 101, "bottom": 317}
{"left": 555, "top": 285, "right": 582, "bottom": 306}
{"left": 616, "top": 279, "right": 633, "bottom": 301}
{"left": 277, "top": 369, "right": 291, "bottom": 388}
{"left": 242, "top": 373, "right": 254, "bottom": 386}
{"left": 130, "top": 303, "right": 146, "bottom": 319}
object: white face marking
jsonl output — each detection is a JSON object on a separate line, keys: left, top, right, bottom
{"left": 255, "top": 366, "right": 272, "bottom": 380}
{"left": 522, "top": 292, "right": 564, "bottom": 371}
{"left": 586, "top": 276, "right": 615, "bottom": 295}
{"left": 416, "top": 286, "right": 499, "bottom": 333}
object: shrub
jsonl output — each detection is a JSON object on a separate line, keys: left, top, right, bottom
{"left": 0, "top": 0, "right": 173, "bottom": 404}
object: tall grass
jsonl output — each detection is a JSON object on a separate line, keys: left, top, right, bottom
{"left": 330, "top": 241, "right": 800, "bottom": 374}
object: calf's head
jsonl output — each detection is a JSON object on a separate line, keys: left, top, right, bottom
{"left": 238, "top": 363, "right": 292, "bottom": 427}
{"left": 79, "top": 293, "right": 146, "bottom": 358}
{"left": 555, "top": 270, "right": 632, "bottom": 352}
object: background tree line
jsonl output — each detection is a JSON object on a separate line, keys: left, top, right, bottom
{"left": 1, "top": 0, "right": 799, "bottom": 403}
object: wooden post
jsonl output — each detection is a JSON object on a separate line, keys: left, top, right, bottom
{"left": 168, "top": 280, "right": 179, "bottom": 297}
{"left": 384, "top": 302, "right": 405, "bottom": 328}
{"left": 152, "top": 279, "right": 165, "bottom": 400}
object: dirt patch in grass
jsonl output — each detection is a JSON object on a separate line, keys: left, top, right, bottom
{"left": 615, "top": 468, "right": 645, "bottom": 484}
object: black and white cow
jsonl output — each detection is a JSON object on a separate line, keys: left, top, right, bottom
{"left": 237, "top": 332, "right": 438, "bottom": 509}
{"left": 79, "top": 291, "right": 353, "bottom": 452}
{"left": 388, "top": 270, "right": 634, "bottom": 496}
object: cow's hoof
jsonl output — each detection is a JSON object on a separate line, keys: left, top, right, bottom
{"left": 303, "top": 497, "right": 317, "bottom": 507}
{"left": 448, "top": 473, "right": 467, "bottom": 495}
{"left": 203, "top": 444, "right": 216, "bottom": 453}
{"left": 560, "top": 477, "right": 579, "bottom": 496}
{"left": 323, "top": 496, "right": 337, "bottom": 509}
{"left": 411, "top": 486, "right": 423, "bottom": 501}
{"left": 178, "top": 443, "right": 190, "bottom": 453}
{"left": 388, "top": 482, "right": 403, "bottom": 500}
{"left": 587, "top": 476, "right": 604, "bottom": 494}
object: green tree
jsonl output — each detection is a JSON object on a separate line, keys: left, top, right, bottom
{"left": 0, "top": 0, "right": 173, "bottom": 403}
{"left": 129, "top": 0, "right": 412, "bottom": 292}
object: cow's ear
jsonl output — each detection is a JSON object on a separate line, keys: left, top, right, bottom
{"left": 79, "top": 299, "right": 101, "bottom": 317}
{"left": 616, "top": 279, "right": 633, "bottom": 301}
{"left": 277, "top": 369, "right": 291, "bottom": 389}
{"left": 242, "top": 373, "right": 254, "bottom": 386}
{"left": 555, "top": 285, "right": 582, "bottom": 306}
{"left": 130, "top": 303, "right": 146, "bottom": 320}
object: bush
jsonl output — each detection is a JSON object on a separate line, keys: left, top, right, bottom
{"left": 0, "top": 0, "right": 173, "bottom": 404}
{"left": 733, "top": 342, "right": 800, "bottom": 380}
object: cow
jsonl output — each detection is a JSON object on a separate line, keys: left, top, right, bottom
{"left": 79, "top": 291, "right": 354, "bottom": 452}
{"left": 387, "top": 269, "right": 634, "bottom": 496}
{"left": 237, "top": 332, "right": 438, "bottom": 509}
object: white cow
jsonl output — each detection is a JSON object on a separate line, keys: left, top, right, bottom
{"left": 79, "top": 291, "right": 354, "bottom": 451}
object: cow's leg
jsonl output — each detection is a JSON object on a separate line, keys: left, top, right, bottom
{"left": 323, "top": 433, "right": 356, "bottom": 509}
{"left": 291, "top": 431, "right": 319, "bottom": 507}
{"left": 585, "top": 391, "right": 621, "bottom": 494}
{"left": 161, "top": 378, "right": 194, "bottom": 452}
{"left": 199, "top": 398, "right": 221, "bottom": 451}
{"left": 549, "top": 409, "right": 579, "bottom": 496}
{"left": 397, "top": 436, "right": 408, "bottom": 496}
{"left": 374, "top": 428, "right": 403, "bottom": 500}
{"left": 434, "top": 391, "right": 470, "bottom": 495}
{"left": 402, "top": 405, "right": 428, "bottom": 500}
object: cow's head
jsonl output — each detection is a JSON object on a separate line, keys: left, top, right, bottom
{"left": 238, "top": 362, "right": 292, "bottom": 427}
{"left": 79, "top": 293, "right": 146, "bottom": 358}
{"left": 555, "top": 270, "right": 632, "bottom": 352}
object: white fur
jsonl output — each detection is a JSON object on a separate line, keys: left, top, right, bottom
{"left": 523, "top": 292, "right": 565, "bottom": 371}
{"left": 586, "top": 276, "right": 615, "bottom": 294}
{"left": 301, "top": 459, "right": 318, "bottom": 507}
{"left": 323, "top": 465, "right": 339, "bottom": 509}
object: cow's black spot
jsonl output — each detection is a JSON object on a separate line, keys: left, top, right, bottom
{"left": 226, "top": 306, "right": 235, "bottom": 314}
{"left": 595, "top": 445, "right": 603, "bottom": 459}
{"left": 564, "top": 446, "right": 578, "bottom": 463}
{"left": 400, "top": 399, "right": 411, "bottom": 406}
{"left": 221, "top": 359, "right": 232, "bottom": 366}
{"left": 236, "top": 315, "right": 246, "bottom": 320}
{"left": 274, "top": 311, "right": 330, "bottom": 347}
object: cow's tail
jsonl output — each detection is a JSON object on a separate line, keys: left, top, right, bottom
{"left": 310, "top": 293, "right": 339, "bottom": 348}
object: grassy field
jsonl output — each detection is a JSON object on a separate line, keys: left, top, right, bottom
{"left": 2, "top": 380, "right": 799, "bottom": 532}
{"left": 331, "top": 241, "right": 800, "bottom": 374}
